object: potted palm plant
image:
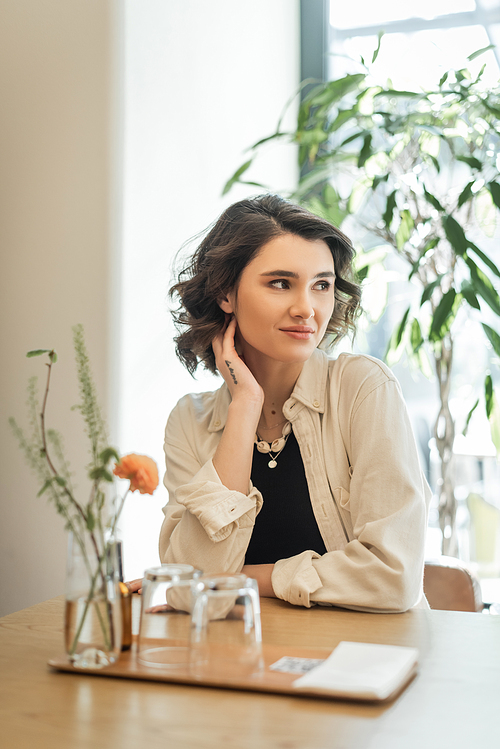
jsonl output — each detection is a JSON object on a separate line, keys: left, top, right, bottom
{"left": 225, "top": 41, "right": 500, "bottom": 556}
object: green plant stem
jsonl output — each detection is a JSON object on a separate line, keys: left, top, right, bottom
{"left": 110, "top": 489, "right": 130, "bottom": 538}
{"left": 40, "top": 356, "right": 115, "bottom": 653}
{"left": 69, "top": 557, "right": 111, "bottom": 655}
{"left": 39, "top": 357, "right": 109, "bottom": 590}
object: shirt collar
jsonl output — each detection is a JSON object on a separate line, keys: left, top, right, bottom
{"left": 284, "top": 348, "right": 328, "bottom": 418}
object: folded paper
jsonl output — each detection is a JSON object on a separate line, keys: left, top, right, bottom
{"left": 293, "top": 641, "right": 419, "bottom": 701}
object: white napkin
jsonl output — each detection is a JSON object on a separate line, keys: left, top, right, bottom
{"left": 292, "top": 641, "right": 419, "bottom": 701}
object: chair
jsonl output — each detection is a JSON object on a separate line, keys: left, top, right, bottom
{"left": 423, "top": 556, "right": 483, "bottom": 612}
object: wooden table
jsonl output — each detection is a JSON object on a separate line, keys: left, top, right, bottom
{"left": 1, "top": 596, "right": 499, "bottom": 749}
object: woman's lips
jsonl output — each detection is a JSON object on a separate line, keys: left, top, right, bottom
{"left": 280, "top": 327, "right": 315, "bottom": 340}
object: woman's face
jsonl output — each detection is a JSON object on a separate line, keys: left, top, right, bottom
{"left": 221, "top": 233, "right": 335, "bottom": 366}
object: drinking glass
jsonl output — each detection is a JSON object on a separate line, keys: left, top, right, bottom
{"left": 137, "top": 564, "right": 201, "bottom": 668}
{"left": 190, "top": 574, "right": 263, "bottom": 679}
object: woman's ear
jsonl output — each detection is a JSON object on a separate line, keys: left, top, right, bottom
{"left": 217, "top": 295, "right": 234, "bottom": 314}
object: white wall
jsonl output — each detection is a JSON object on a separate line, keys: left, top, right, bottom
{"left": 0, "top": 0, "right": 300, "bottom": 614}
{"left": 0, "top": 0, "right": 114, "bottom": 617}
{"left": 118, "top": 0, "right": 300, "bottom": 579}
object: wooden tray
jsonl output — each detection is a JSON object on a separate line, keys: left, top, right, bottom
{"left": 48, "top": 642, "right": 416, "bottom": 703}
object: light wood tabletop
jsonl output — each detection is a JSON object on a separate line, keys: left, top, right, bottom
{"left": 1, "top": 595, "right": 499, "bottom": 749}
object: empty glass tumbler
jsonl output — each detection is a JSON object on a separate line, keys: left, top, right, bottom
{"left": 137, "top": 564, "right": 201, "bottom": 668}
{"left": 190, "top": 574, "right": 263, "bottom": 679}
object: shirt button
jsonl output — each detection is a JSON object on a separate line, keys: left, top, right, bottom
{"left": 313, "top": 400, "right": 320, "bottom": 408}
{"left": 214, "top": 420, "right": 221, "bottom": 427}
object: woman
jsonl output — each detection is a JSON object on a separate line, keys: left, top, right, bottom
{"left": 159, "top": 194, "right": 430, "bottom": 612}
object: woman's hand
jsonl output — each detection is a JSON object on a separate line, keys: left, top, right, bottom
{"left": 211, "top": 315, "right": 263, "bottom": 494}
{"left": 212, "top": 316, "right": 263, "bottom": 407}
{"left": 125, "top": 578, "right": 143, "bottom": 594}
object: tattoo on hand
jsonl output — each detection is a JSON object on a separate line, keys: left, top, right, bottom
{"left": 225, "top": 360, "right": 238, "bottom": 385}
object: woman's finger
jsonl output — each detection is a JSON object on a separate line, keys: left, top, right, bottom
{"left": 125, "top": 578, "right": 143, "bottom": 594}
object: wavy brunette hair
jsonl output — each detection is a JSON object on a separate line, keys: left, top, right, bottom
{"left": 170, "top": 194, "right": 361, "bottom": 374}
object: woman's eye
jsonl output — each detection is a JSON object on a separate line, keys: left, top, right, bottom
{"left": 270, "top": 279, "right": 289, "bottom": 289}
{"left": 314, "top": 280, "right": 332, "bottom": 291}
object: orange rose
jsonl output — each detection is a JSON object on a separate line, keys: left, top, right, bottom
{"left": 113, "top": 453, "right": 159, "bottom": 495}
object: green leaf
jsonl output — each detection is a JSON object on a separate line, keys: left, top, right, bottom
{"left": 54, "top": 476, "right": 67, "bottom": 487}
{"left": 37, "top": 479, "right": 53, "bottom": 497}
{"left": 485, "top": 374, "right": 494, "bottom": 419}
{"left": 489, "top": 394, "right": 500, "bottom": 455}
{"left": 385, "top": 306, "right": 410, "bottom": 364}
{"left": 474, "top": 63, "right": 487, "bottom": 85}
{"left": 460, "top": 282, "right": 480, "bottom": 310}
{"left": 328, "top": 107, "right": 358, "bottom": 133}
{"left": 439, "top": 71, "right": 449, "bottom": 87}
{"left": 423, "top": 188, "right": 444, "bottom": 212}
{"left": 395, "top": 209, "right": 414, "bottom": 250}
{"left": 428, "top": 155, "right": 441, "bottom": 173}
{"left": 443, "top": 215, "right": 468, "bottom": 256}
{"left": 457, "top": 181, "right": 475, "bottom": 208}
{"left": 383, "top": 190, "right": 397, "bottom": 229}
{"left": 222, "top": 159, "right": 253, "bottom": 196}
{"left": 86, "top": 507, "right": 95, "bottom": 533}
{"left": 422, "top": 237, "right": 439, "bottom": 254}
{"left": 410, "top": 318, "right": 424, "bottom": 353}
{"left": 99, "top": 447, "right": 121, "bottom": 465}
{"left": 340, "top": 130, "right": 366, "bottom": 147}
{"left": 462, "top": 399, "right": 479, "bottom": 436}
{"left": 372, "top": 173, "right": 389, "bottom": 191}
{"left": 357, "top": 265, "right": 370, "bottom": 283}
{"left": 306, "top": 74, "right": 366, "bottom": 108}
{"left": 293, "top": 163, "right": 332, "bottom": 200}
{"left": 238, "top": 180, "right": 268, "bottom": 190}
{"left": 467, "top": 257, "right": 500, "bottom": 315}
{"left": 358, "top": 134, "right": 373, "bottom": 168}
{"left": 421, "top": 275, "right": 445, "bottom": 305}
{"left": 248, "top": 131, "right": 288, "bottom": 151}
{"left": 467, "top": 44, "right": 496, "bottom": 61}
{"left": 375, "top": 89, "right": 425, "bottom": 99}
{"left": 372, "top": 30, "right": 384, "bottom": 63}
{"left": 306, "top": 192, "right": 348, "bottom": 228}
{"left": 409, "top": 238, "right": 440, "bottom": 279}
{"left": 411, "top": 345, "right": 434, "bottom": 379}
{"left": 347, "top": 177, "right": 371, "bottom": 213}
{"left": 482, "top": 324, "right": 500, "bottom": 358}
{"left": 456, "top": 155, "right": 482, "bottom": 171}
{"left": 488, "top": 181, "right": 500, "bottom": 210}
{"left": 26, "top": 349, "right": 51, "bottom": 358}
{"left": 395, "top": 306, "right": 411, "bottom": 348}
{"left": 354, "top": 246, "right": 388, "bottom": 272}
{"left": 483, "top": 101, "right": 500, "bottom": 118}
{"left": 468, "top": 242, "right": 500, "bottom": 278}
{"left": 429, "top": 288, "right": 457, "bottom": 341}
{"left": 474, "top": 188, "right": 496, "bottom": 236}
{"left": 88, "top": 466, "right": 114, "bottom": 482}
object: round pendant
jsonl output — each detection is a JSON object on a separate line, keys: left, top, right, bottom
{"left": 268, "top": 459, "right": 277, "bottom": 469}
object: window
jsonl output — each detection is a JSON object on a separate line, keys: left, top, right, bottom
{"left": 328, "top": 1, "right": 500, "bottom": 88}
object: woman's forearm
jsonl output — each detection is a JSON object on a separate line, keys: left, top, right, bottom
{"left": 241, "top": 564, "right": 276, "bottom": 597}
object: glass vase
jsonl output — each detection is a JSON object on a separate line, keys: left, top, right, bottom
{"left": 64, "top": 530, "right": 122, "bottom": 668}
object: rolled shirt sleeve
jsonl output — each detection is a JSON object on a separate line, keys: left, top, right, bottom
{"left": 159, "top": 393, "right": 263, "bottom": 573}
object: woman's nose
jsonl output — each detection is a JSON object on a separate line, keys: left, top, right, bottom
{"left": 290, "top": 292, "right": 315, "bottom": 320}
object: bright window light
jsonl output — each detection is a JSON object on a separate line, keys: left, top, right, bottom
{"left": 339, "top": 26, "right": 499, "bottom": 90}
{"left": 331, "top": 1, "right": 477, "bottom": 30}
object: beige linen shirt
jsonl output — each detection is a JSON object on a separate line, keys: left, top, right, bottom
{"left": 159, "top": 349, "right": 431, "bottom": 612}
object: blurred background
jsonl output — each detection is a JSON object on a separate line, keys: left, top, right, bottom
{"left": 1, "top": 0, "right": 499, "bottom": 617}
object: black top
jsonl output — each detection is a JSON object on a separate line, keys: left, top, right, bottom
{"left": 245, "top": 430, "right": 327, "bottom": 564}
